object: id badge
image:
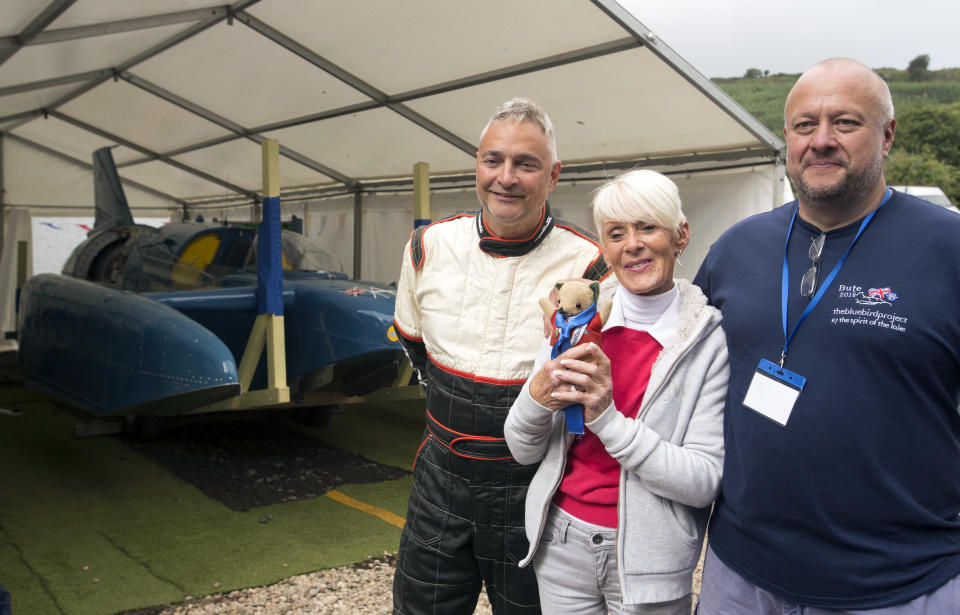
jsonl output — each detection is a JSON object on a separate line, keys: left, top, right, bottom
{"left": 742, "top": 358, "right": 806, "bottom": 426}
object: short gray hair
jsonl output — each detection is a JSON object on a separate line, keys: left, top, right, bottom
{"left": 591, "top": 170, "right": 687, "bottom": 238}
{"left": 479, "top": 97, "right": 558, "bottom": 162}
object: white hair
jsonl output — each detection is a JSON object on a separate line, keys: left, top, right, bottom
{"left": 591, "top": 170, "right": 687, "bottom": 238}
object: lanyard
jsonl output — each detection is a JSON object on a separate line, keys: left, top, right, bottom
{"left": 779, "top": 189, "right": 891, "bottom": 366}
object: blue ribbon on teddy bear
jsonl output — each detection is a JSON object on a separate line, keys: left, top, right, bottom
{"left": 549, "top": 302, "right": 598, "bottom": 435}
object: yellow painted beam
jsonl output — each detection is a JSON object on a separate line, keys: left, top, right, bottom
{"left": 259, "top": 139, "right": 289, "bottom": 402}
{"left": 16, "top": 241, "right": 28, "bottom": 289}
{"left": 262, "top": 139, "right": 280, "bottom": 198}
{"left": 265, "top": 313, "right": 288, "bottom": 390}
{"left": 235, "top": 386, "right": 290, "bottom": 407}
{"left": 412, "top": 161, "right": 430, "bottom": 223}
{"left": 393, "top": 361, "right": 413, "bottom": 388}
{"left": 237, "top": 314, "right": 268, "bottom": 392}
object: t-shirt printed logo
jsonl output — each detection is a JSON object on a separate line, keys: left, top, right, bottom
{"left": 831, "top": 284, "right": 908, "bottom": 333}
{"left": 860, "top": 286, "right": 898, "bottom": 305}
{"left": 836, "top": 284, "right": 899, "bottom": 306}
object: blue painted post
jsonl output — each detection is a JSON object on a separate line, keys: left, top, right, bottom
{"left": 257, "top": 141, "right": 283, "bottom": 316}
{"left": 233, "top": 140, "right": 290, "bottom": 401}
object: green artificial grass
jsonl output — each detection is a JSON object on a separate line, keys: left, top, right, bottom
{"left": 0, "top": 385, "right": 424, "bottom": 615}
{"left": 301, "top": 398, "right": 426, "bottom": 471}
{"left": 0, "top": 539, "right": 60, "bottom": 614}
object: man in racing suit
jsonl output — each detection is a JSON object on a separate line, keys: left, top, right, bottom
{"left": 392, "top": 98, "right": 610, "bottom": 614}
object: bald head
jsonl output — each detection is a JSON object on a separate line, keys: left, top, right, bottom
{"left": 782, "top": 57, "right": 897, "bottom": 230}
{"left": 786, "top": 58, "right": 894, "bottom": 127}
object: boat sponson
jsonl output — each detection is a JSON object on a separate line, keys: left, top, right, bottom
{"left": 149, "top": 278, "right": 402, "bottom": 392}
{"left": 18, "top": 274, "right": 239, "bottom": 416}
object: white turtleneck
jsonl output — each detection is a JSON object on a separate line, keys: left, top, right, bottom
{"left": 604, "top": 283, "right": 681, "bottom": 348}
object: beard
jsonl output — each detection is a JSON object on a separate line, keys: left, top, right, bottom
{"left": 792, "top": 155, "right": 885, "bottom": 212}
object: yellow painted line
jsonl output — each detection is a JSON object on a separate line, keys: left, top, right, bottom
{"left": 324, "top": 489, "right": 406, "bottom": 529}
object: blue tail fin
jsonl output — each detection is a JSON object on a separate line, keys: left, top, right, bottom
{"left": 92, "top": 147, "right": 134, "bottom": 231}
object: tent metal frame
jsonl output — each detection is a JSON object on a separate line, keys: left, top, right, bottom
{"left": 0, "top": 0, "right": 786, "bottom": 229}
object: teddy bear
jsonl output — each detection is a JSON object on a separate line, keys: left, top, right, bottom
{"left": 539, "top": 280, "right": 612, "bottom": 434}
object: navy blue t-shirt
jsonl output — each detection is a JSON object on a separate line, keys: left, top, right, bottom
{"left": 694, "top": 190, "right": 960, "bottom": 608}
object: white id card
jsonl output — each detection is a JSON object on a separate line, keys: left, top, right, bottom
{"left": 742, "top": 359, "right": 806, "bottom": 426}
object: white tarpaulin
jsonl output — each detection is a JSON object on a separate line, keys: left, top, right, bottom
{"left": 305, "top": 165, "right": 788, "bottom": 285}
{"left": 0, "top": 0, "right": 790, "bottom": 283}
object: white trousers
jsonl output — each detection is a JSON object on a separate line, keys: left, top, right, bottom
{"left": 532, "top": 506, "right": 691, "bottom": 615}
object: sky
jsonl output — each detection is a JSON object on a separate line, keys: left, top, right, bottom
{"left": 615, "top": 0, "right": 960, "bottom": 79}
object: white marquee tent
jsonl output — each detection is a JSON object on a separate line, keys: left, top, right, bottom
{"left": 0, "top": 0, "right": 790, "bottom": 287}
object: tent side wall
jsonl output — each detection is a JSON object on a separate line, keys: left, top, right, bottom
{"left": 6, "top": 161, "right": 791, "bottom": 288}
{"left": 305, "top": 162, "right": 792, "bottom": 285}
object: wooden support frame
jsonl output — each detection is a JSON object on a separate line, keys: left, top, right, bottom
{"left": 413, "top": 161, "right": 430, "bottom": 227}
{"left": 187, "top": 142, "right": 428, "bottom": 416}
{"left": 203, "top": 139, "right": 291, "bottom": 412}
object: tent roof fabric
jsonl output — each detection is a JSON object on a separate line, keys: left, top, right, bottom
{"left": 0, "top": 0, "right": 784, "bottom": 213}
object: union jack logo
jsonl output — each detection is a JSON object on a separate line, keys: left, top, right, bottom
{"left": 342, "top": 287, "right": 367, "bottom": 296}
{"left": 867, "top": 287, "right": 898, "bottom": 302}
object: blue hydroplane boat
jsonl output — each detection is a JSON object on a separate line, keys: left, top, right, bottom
{"left": 18, "top": 147, "right": 412, "bottom": 429}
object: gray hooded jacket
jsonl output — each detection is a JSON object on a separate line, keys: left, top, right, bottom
{"left": 504, "top": 279, "right": 728, "bottom": 605}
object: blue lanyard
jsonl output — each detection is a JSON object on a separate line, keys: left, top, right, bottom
{"left": 780, "top": 189, "right": 891, "bottom": 366}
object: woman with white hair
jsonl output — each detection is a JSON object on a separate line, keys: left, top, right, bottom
{"left": 505, "top": 170, "right": 728, "bottom": 614}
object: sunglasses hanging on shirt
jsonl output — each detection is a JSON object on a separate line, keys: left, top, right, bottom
{"left": 800, "top": 232, "right": 826, "bottom": 299}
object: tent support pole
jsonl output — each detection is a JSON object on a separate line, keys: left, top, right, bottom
{"left": 353, "top": 190, "right": 362, "bottom": 280}
{"left": 772, "top": 157, "right": 787, "bottom": 209}
{"left": 413, "top": 162, "right": 430, "bottom": 228}
{"left": 0, "top": 133, "right": 5, "bottom": 254}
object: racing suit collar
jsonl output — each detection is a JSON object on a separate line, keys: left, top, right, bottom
{"left": 476, "top": 202, "right": 555, "bottom": 257}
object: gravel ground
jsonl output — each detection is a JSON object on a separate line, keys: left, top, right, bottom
{"left": 121, "top": 550, "right": 703, "bottom": 614}
{"left": 120, "top": 553, "right": 493, "bottom": 615}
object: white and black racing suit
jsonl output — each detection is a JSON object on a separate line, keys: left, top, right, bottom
{"left": 392, "top": 204, "right": 609, "bottom": 615}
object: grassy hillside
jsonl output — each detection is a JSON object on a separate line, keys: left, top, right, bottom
{"left": 714, "top": 68, "right": 960, "bottom": 134}
{"left": 713, "top": 74, "right": 796, "bottom": 135}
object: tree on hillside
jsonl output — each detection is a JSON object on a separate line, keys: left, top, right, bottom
{"left": 888, "top": 103, "right": 960, "bottom": 203}
{"left": 907, "top": 54, "right": 930, "bottom": 81}
{"left": 743, "top": 68, "right": 769, "bottom": 78}
{"left": 885, "top": 151, "right": 960, "bottom": 205}
{"left": 894, "top": 104, "right": 960, "bottom": 168}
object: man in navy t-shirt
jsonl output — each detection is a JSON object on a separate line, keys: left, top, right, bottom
{"left": 695, "top": 57, "right": 960, "bottom": 613}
